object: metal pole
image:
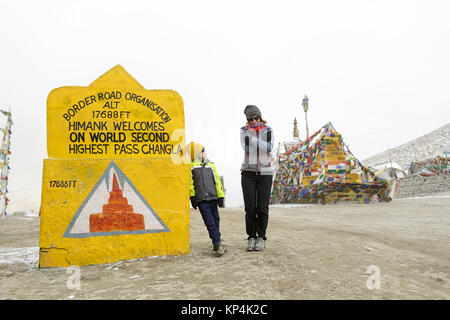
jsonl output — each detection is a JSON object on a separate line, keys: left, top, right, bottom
{"left": 304, "top": 110, "right": 309, "bottom": 139}
{"left": 302, "top": 95, "right": 309, "bottom": 140}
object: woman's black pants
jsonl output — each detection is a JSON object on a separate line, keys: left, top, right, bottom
{"left": 241, "top": 171, "right": 273, "bottom": 240}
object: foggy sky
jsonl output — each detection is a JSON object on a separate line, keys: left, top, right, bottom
{"left": 1, "top": 0, "right": 449, "bottom": 210}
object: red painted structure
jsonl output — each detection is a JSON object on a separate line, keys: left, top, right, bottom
{"left": 90, "top": 173, "right": 145, "bottom": 232}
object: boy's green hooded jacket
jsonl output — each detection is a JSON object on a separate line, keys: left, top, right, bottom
{"left": 190, "top": 158, "right": 225, "bottom": 201}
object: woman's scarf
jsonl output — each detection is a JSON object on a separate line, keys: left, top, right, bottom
{"left": 247, "top": 122, "right": 266, "bottom": 133}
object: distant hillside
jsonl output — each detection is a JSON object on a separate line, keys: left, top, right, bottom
{"left": 363, "top": 123, "right": 450, "bottom": 170}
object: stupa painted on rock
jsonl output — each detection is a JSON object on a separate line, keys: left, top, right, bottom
{"left": 89, "top": 173, "right": 145, "bottom": 232}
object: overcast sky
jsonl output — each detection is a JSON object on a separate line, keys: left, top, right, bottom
{"left": 1, "top": 0, "right": 449, "bottom": 210}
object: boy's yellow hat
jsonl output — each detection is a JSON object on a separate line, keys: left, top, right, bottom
{"left": 185, "top": 142, "right": 205, "bottom": 161}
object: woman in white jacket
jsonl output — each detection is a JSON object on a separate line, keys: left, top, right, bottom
{"left": 240, "top": 105, "right": 274, "bottom": 252}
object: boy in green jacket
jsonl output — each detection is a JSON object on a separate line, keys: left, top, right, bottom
{"left": 186, "top": 142, "right": 227, "bottom": 257}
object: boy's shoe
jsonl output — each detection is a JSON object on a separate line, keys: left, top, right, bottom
{"left": 254, "top": 237, "right": 265, "bottom": 251}
{"left": 247, "top": 238, "right": 256, "bottom": 251}
{"left": 214, "top": 243, "right": 227, "bottom": 257}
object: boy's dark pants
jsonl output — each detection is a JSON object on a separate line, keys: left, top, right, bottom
{"left": 241, "top": 171, "right": 273, "bottom": 241}
{"left": 198, "top": 200, "right": 221, "bottom": 245}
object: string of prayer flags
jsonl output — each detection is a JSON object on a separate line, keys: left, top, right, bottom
{"left": 271, "top": 122, "right": 390, "bottom": 205}
{"left": 0, "top": 108, "right": 12, "bottom": 217}
{"left": 409, "top": 155, "right": 449, "bottom": 176}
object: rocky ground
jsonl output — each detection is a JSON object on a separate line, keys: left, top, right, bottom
{"left": 0, "top": 192, "right": 449, "bottom": 300}
{"left": 363, "top": 122, "right": 450, "bottom": 169}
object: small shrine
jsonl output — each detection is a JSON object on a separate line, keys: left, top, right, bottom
{"left": 271, "top": 122, "right": 390, "bottom": 204}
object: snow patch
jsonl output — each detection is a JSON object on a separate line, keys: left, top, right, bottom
{"left": 270, "top": 204, "right": 316, "bottom": 208}
{"left": 0, "top": 247, "right": 39, "bottom": 268}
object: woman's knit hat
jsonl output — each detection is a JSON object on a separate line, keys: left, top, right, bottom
{"left": 244, "top": 105, "right": 262, "bottom": 119}
{"left": 185, "top": 142, "right": 205, "bottom": 161}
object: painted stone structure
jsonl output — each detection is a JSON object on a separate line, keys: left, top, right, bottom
{"left": 39, "top": 65, "right": 189, "bottom": 268}
{"left": 271, "top": 122, "right": 390, "bottom": 204}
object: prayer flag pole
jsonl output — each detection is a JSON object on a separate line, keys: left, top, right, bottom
{"left": 0, "top": 106, "right": 12, "bottom": 217}
{"left": 302, "top": 95, "right": 309, "bottom": 140}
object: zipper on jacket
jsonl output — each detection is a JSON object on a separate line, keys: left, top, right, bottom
{"left": 201, "top": 161, "right": 208, "bottom": 200}
{"left": 256, "top": 130, "right": 259, "bottom": 172}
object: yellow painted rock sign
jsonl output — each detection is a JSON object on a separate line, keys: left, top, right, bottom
{"left": 47, "top": 65, "right": 185, "bottom": 159}
{"left": 303, "top": 133, "right": 362, "bottom": 185}
{"left": 40, "top": 65, "right": 190, "bottom": 268}
{"left": 316, "top": 134, "right": 347, "bottom": 162}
